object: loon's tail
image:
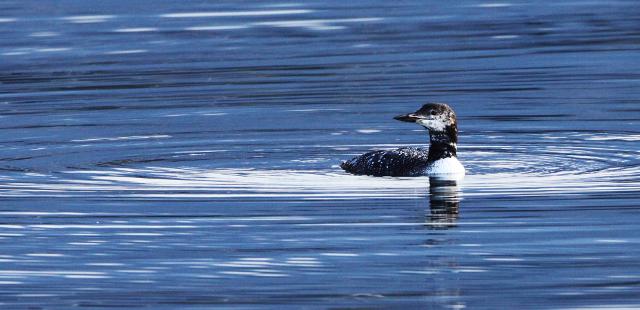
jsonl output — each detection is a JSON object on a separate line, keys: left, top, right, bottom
{"left": 340, "top": 160, "right": 351, "bottom": 171}
{"left": 340, "top": 160, "right": 353, "bottom": 173}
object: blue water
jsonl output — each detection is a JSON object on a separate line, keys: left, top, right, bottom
{"left": 1, "top": 0, "right": 640, "bottom": 308}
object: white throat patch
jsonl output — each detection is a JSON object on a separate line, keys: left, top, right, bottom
{"left": 416, "top": 117, "right": 447, "bottom": 131}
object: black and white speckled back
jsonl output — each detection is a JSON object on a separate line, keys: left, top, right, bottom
{"left": 340, "top": 147, "right": 430, "bottom": 177}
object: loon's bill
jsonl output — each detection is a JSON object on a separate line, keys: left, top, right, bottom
{"left": 340, "top": 103, "right": 465, "bottom": 177}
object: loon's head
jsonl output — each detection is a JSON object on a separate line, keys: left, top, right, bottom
{"left": 394, "top": 103, "right": 457, "bottom": 132}
{"left": 394, "top": 103, "right": 463, "bottom": 170}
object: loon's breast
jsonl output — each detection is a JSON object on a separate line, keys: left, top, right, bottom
{"left": 425, "top": 157, "right": 466, "bottom": 176}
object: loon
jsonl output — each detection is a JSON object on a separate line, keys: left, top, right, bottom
{"left": 341, "top": 103, "right": 465, "bottom": 177}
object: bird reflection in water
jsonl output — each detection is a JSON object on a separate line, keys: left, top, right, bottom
{"left": 427, "top": 176, "right": 461, "bottom": 229}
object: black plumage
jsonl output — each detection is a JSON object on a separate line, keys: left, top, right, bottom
{"left": 340, "top": 147, "right": 429, "bottom": 177}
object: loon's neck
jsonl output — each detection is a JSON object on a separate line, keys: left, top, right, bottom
{"left": 427, "top": 124, "right": 458, "bottom": 163}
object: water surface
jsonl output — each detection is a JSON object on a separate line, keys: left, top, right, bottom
{"left": 1, "top": 0, "right": 640, "bottom": 308}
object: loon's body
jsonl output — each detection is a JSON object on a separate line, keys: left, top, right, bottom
{"left": 341, "top": 147, "right": 429, "bottom": 177}
{"left": 341, "top": 103, "right": 465, "bottom": 177}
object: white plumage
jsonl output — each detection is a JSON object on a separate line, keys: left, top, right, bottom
{"left": 425, "top": 157, "right": 465, "bottom": 175}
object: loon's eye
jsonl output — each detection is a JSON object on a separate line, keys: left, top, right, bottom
{"left": 430, "top": 110, "right": 437, "bottom": 116}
